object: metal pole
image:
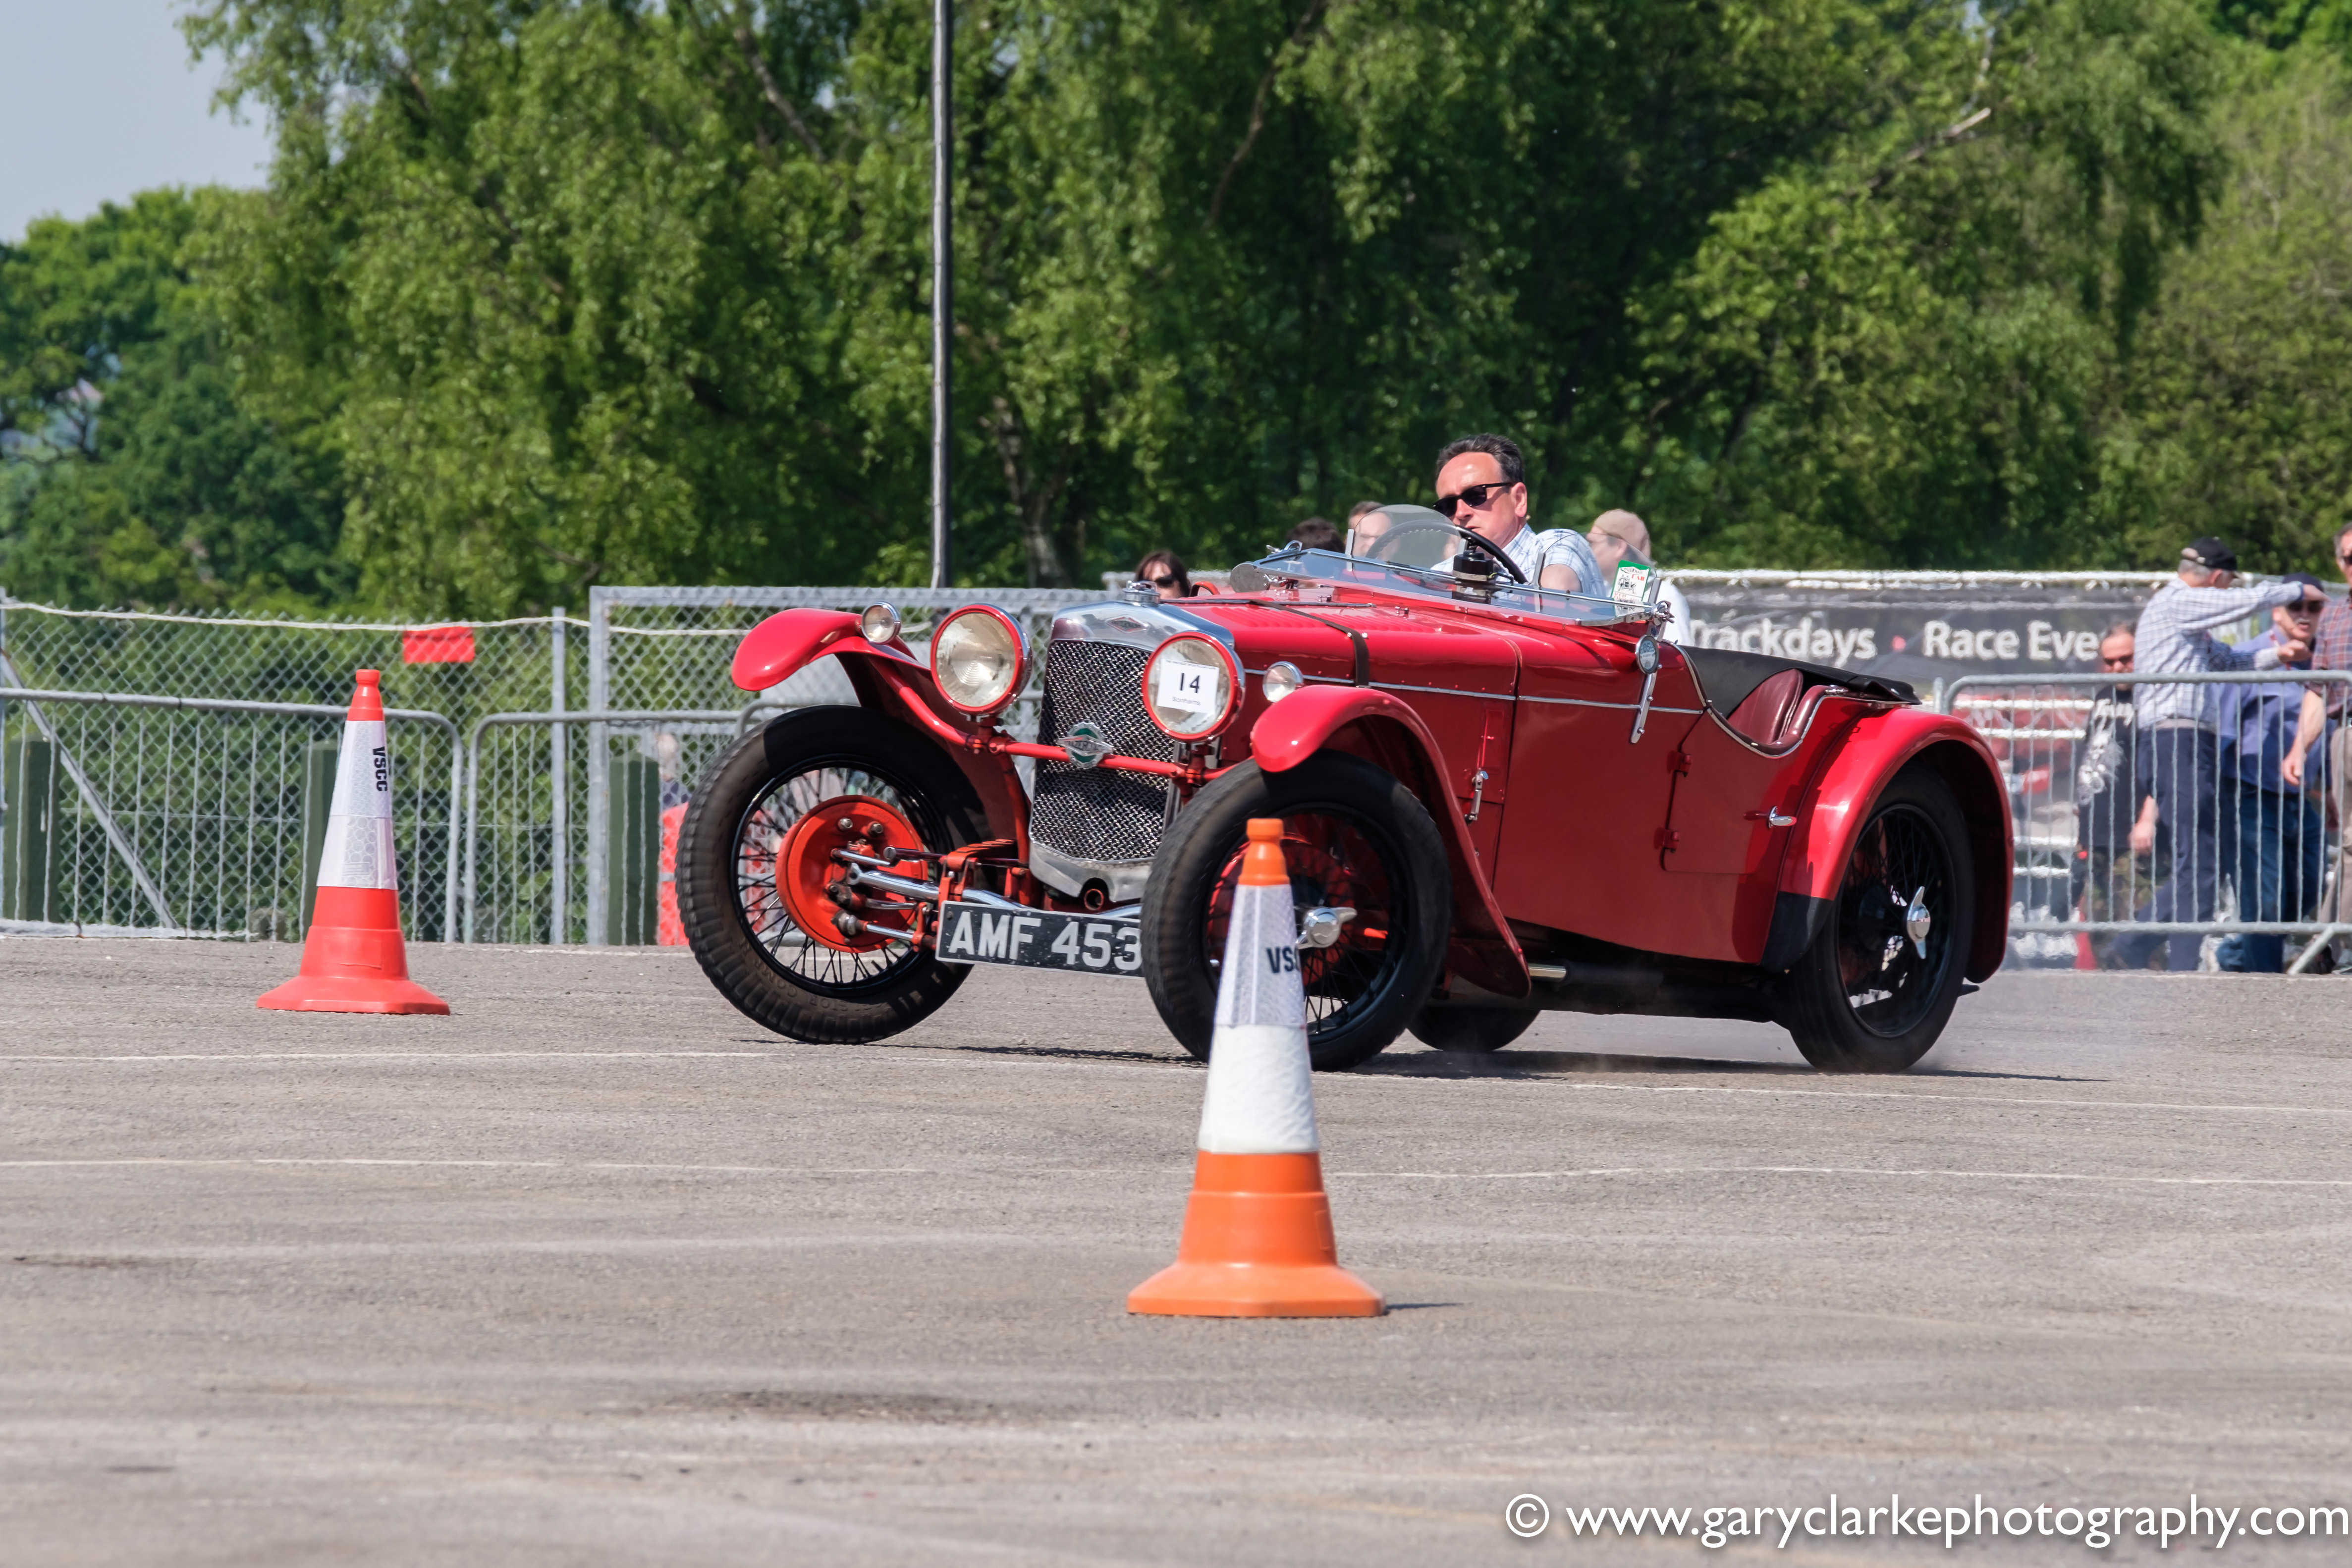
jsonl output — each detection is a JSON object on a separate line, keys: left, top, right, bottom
{"left": 929, "top": 0, "right": 952, "bottom": 590}
{"left": 550, "top": 606, "right": 569, "bottom": 944}
{"left": 585, "top": 590, "right": 610, "bottom": 948}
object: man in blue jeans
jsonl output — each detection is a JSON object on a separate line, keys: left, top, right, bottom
{"left": 2216, "top": 576, "right": 2331, "bottom": 971}
{"left": 2114, "top": 538, "right": 2308, "bottom": 971}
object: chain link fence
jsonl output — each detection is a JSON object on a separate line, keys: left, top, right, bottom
{"left": 1, "top": 687, "right": 458, "bottom": 940}
{"left": 1, "top": 595, "right": 560, "bottom": 941}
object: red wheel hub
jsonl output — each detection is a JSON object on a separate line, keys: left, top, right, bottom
{"left": 1203, "top": 815, "right": 1386, "bottom": 989}
{"left": 774, "top": 794, "right": 926, "bottom": 953}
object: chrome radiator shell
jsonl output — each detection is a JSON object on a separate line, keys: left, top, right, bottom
{"left": 1025, "top": 601, "right": 1234, "bottom": 900}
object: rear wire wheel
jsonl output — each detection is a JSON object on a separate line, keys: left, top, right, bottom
{"left": 676, "top": 707, "right": 988, "bottom": 1043}
{"left": 1780, "top": 762, "right": 1974, "bottom": 1073}
{"left": 1142, "top": 755, "right": 1452, "bottom": 1072}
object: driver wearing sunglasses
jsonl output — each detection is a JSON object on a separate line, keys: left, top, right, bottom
{"left": 1432, "top": 434, "right": 1607, "bottom": 598}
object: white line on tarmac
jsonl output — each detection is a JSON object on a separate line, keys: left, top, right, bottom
{"left": 9, "top": 1052, "right": 2343, "bottom": 1126}
{"left": 0, "top": 1159, "right": 927, "bottom": 1173}
{"left": 7, "top": 1049, "right": 2347, "bottom": 1120}
{"left": 1, "top": 1052, "right": 779, "bottom": 1062}
{"left": 1344, "top": 1165, "right": 2352, "bottom": 1188}
{"left": 1, "top": 1157, "right": 2347, "bottom": 1190}
{"left": 1540, "top": 1080, "right": 2352, "bottom": 1118}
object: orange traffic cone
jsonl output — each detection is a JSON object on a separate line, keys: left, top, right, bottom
{"left": 1127, "top": 817, "right": 1383, "bottom": 1318}
{"left": 258, "top": 670, "right": 450, "bottom": 1016}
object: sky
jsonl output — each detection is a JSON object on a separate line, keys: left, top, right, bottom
{"left": 1, "top": 1, "right": 275, "bottom": 241}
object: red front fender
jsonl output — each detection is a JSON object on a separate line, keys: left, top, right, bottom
{"left": 731, "top": 608, "right": 924, "bottom": 692}
{"left": 728, "top": 609, "right": 1029, "bottom": 855}
{"left": 1251, "top": 686, "right": 1528, "bottom": 999}
{"left": 1775, "top": 707, "right": 2013, "bottom": 982}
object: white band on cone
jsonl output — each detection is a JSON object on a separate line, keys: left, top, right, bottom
{"left": 316, "top": 717, "right": 400, "bottom": 892}
{"left": 1196, "top": 878, "right": 1319, "bottom": 1154}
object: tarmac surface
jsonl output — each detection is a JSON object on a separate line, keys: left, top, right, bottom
{"left": 2, "top": 937, "right": 2349, "bottom": 1565}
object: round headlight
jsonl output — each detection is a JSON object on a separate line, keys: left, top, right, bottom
{"left": 1143, "top": 634, "right": 1239, "bottom": 740}
{"left": 1260, "top": 661, "right": 1305, "bottom": 703}
{"left": 930, "top": 605, "right": 1026, "bottom": 713}
{"left": 860, "top": 602, "right": 902, "bottom": 645}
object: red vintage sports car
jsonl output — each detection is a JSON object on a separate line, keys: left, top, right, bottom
{"left": 677, "top": 521, "right": 2012, "bottom": 1073}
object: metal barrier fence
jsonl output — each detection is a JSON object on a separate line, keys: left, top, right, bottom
{"left": 0, "top": 686, "right": 460, "bottom": 940}
{"left": 13, "top": 586, "right": 2347, "bottom": 971}
{"left": 1941, "top": 671, "right": 2351, "bottom": 974}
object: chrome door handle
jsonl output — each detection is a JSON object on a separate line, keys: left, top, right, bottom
{"left": 1747, "top": 808, "right": 1797, "bottom": 827}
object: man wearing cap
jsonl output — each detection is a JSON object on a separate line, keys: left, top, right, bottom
{"left": 2214, "top": 574, "right": 2331, "bottom": 972}
{"left": 1586, "top": 509, "right": 1693, "bottom": 644}
{"left": 2114, "top": 537, "right": 2308, "bottom": 971}
{"left": 2281, "top": 520, "right": 2352, "bottom": 968}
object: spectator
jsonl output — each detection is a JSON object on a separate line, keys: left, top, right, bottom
{"left": 1345, "top": 500, "right": 1387, "bottom": 553}
{"left": 2215, "top": 576, "right": 2329, "bottom": 972}
{"left": 1430, "top": 433, "right": 1606, "bottom": 596}
{"left": 2072, "top": 624, "right": 2163, "bottom": 968}
{"left": 1585, "top": 508, "right": 1693, "bottom": 645}
{"left": 1135, "top": 549, "right": 1193, "bottom": 601}
{"left": 2282, "top": 521, "right": 2352, "bottom": 970}
{"left": 2113, "top": 537, "right": 2307, "bottom": 971}
{"left": 1287, "top": 517, "right": 1343, "bottom": 553}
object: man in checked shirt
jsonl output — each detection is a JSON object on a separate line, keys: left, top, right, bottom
{"left": 2113, "top": 537, "right": 2309, "bottom": 971}
{"left": 2282, "top": 521, "right": 2352, "bottom": 969}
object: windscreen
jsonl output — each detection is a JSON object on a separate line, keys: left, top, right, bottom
{"left": 1243, "top": 513, "right": 1648, "bottom": 627}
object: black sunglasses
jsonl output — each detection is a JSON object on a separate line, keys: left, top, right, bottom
{"left": 1149, "top": 573, "right": 1182, "bottom": 589}
{"left": 2289, "top": 597, "right": 2327, "bottom": 613}
{"left": 1435, "top": 480, "right": 1515, "bottom": 516}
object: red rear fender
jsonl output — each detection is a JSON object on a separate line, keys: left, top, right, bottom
{"left": 1772, "top": 709, "right": 2013, "bottom": 982}
{"left": 1251, "top": 686, "right": 1528, "bottom": 998}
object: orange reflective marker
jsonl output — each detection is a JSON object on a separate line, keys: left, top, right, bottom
{"left": 257, "top": 670, "right": 450, "bottom": 1015}
{"left": 1128, "top": 817, "right": 1383, "bottom": 1317}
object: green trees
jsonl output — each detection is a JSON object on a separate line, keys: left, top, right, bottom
{"left": 2120, "top": 49, "right": 2352, "bottom": 569}
{"left": 0, "top": 190, "right": 349, "bottom": 608}
{"left": 6, "top": 0, "right": 2352, "bottom": 611}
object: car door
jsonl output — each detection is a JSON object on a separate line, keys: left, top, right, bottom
{"left": 1491, "top": 632, "right": 1699, "bottom": 958}
{"left": 1661, "top": 661, "right": 1845, "bottom": 963}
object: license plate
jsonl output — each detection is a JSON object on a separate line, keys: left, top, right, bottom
{"left": 935, "top": 901, "right": 1144, "bottom": 977}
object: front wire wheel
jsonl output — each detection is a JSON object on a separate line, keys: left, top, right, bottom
{"left": 1142, "top": 754, "right": 1452, "bottom": 1072}
{"left": 1780, "top": 763, "right": 1974, "bottom": 1072}
{"left": 677, "top": 707, "right": 988, "bottom": 1043}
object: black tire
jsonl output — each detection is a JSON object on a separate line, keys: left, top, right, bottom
{"left": 676, "top": 706, "right": 987, "bottom": 1043}
{"left": 1141, "top": 754, "right": 1452, "bottom": 1072}
{"left": 1408, "top": 1006, "right": 1538, "bottom": 1053}
{"left": 1780, "top": 762, "right": 1974, "bottom": 1073}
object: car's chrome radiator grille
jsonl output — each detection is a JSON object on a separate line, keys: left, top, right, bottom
{"left": 1030, "top": 641, "right": 1182, "bottom": 866}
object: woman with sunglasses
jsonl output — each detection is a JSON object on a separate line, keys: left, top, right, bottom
{"left": 1134, "top": 550, "right": 1194, "bottom": 602}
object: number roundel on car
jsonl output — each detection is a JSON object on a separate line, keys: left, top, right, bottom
{"left": 929, "top": 605, "right": 1027, "bottom": 714}
{"left": 1143, "top": 634, "right": 1239, "bottom": 741}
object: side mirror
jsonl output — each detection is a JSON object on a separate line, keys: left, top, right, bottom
{"left": 1631, "top": 634, "right": 1662, "bottom": 743}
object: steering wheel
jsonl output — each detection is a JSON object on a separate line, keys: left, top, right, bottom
{"left": 1361, "top": 521, "right": 1530, "bottom": 583}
